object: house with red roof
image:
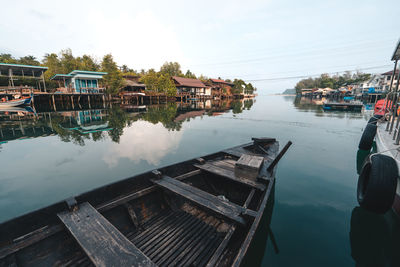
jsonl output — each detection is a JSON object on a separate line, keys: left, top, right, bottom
{"left": 172, "top": 76, "right": 210, "bottom": 97}
{"left": 209, "top": 78, "right": 234, "bottom": 98}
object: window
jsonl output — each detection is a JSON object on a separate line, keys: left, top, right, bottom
{"left": 387, "top": 76, "right": 391, "bottom": 81}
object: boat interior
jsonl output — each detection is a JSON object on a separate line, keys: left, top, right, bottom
{"left": 0, "top": 139, "right": 280, "bottom": 266}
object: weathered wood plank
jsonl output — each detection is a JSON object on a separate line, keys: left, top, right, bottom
{"left": 206, "top": 225, "right": 235, "bottom": 267}
{"left": 252, "top": 137, "right": 276, "bottom": 144}
{"left": 152, "top": 176, "right": 248, "bottom": 225}
{"left": 58, "top": 202, "right": 155, "bottom": 267}
{"left": 236, "top": 154, "right": 264, "bottom": 171}
{"left": 194, "top": 162, "right": 266, "bottom": 191}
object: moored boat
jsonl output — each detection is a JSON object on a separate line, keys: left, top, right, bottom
{"left": 0, "top": 137, "right": 291, "bottom": 266}
{"left": 323, "top": 101, "right": 363, "bottom": 111}
{"left": 356, "top": 39, "right": 400, "bottom": 216}
{"left": 0, "top": 96, "right": 32, "bottom": 108}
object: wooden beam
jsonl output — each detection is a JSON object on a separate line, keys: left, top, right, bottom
{"left": 152, "top": 175, "right": 254, "bottom": 225}
{"left": 194, "top": 162, "right": 266, "bottom": 191}
{"left": 58, "top": 202, "right": 155, "bottom": 267}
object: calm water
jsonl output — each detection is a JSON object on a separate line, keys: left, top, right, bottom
{"left": 0, "top": 95, "right": 391, "bottom": 266}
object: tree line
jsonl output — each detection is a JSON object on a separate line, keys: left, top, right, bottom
{"left": 294, "top": 72, "right": 371, "bottom": 94}
{"left": 0, "top": 49, "right": 256, "bottom": 95}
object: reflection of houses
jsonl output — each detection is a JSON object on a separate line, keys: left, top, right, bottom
{"left": 60, "top": 110, "right": 112, "bottom": 134}
{"left": 174, "top": 110, "right": 205, "bottom": 122}
{"left": 0, "top": 109, "right": 55, "bottom": 143}
{"left": 50, "top": 70, "right": 107, "bottom": 94}
{"left": 209, "top": 79, "right": 234, "bottom": 98}
{"left": 172, "top": 76, "right": 209, "bottom": 98}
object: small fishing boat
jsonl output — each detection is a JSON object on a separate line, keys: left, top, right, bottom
{"left": 0, "top": 96, "right": 32, "bottom": 108}
{"left": 323, "top": 101, "right": 363, "bottom": 111}
{"left": 0, "top": 137, "right": 291, "bottom": 266}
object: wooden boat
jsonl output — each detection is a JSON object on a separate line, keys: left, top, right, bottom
{"left": 0, "top": 96, "right": 32, "bottom": 108}
{"left": 323, "top": 101, "right": 363, "bottom": 111}
{"left": 0, "top": 138, "right": 291, "bottom": 267}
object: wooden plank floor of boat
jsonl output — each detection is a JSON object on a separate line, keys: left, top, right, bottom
{"left": 58, "top": 202, "right": 155, "bottom": 267}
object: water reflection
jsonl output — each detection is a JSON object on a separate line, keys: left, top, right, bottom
{"left": 350, "top": 207, "right": 400, "bottom": 267}
{"left": 293, "top": 96, "right": 372, "bottom": 119}
{"left": 0, "top": 98, "right": 254, "bottom": 148}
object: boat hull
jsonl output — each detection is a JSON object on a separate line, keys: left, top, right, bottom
{"left": 375, "top": 122, "right": 400, "bottom": 217}
{"left": 0, "top": 139, "right": 284, "bottom": 266}
{"left": 0, "top": 97, "right": 32, "bottom": 108}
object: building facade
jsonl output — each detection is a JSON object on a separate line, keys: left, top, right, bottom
{"left": 172, "top": 76, "right": 208, "bottom": 97}
{"left": 51, "top": 70, "right": 107, "bottom": 93}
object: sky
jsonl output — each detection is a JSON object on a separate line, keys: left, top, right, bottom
{"left": 1, "top": 0, "right": 399, "bottom": 93}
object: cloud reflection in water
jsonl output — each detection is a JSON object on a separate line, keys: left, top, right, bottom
{"left": 103, "top": 121, "right": 183, "bottom": 167}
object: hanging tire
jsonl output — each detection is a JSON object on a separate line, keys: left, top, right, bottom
{"left": 357, "top": 154, "right": 398, "bottom": 214}
{"left": 368, "top": 115, "right": 382, "bottom": 125}
{"left": 358, "top": 123, "right": 377, "bottom": 150}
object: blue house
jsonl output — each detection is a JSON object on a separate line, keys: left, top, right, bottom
{"left": 50, "top": 70, "right": 107, "bottom": 93}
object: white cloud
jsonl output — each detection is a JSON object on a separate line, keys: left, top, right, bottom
{"left": 103, "top": 121, "right": 183, "bottom": 168}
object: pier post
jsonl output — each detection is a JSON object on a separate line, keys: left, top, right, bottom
{"left": 71, "top": 95, "right": 75, "bottom": 109}
{"left": 51, "top": 94, "right": 56, "bottom": 111}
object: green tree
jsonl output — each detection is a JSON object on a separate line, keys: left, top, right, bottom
{"left": 140, "top": 69, "right": 159, "bottom": 91}
{"left": 42, "top": 53, "right": 62, "bottom": 80}
{"left": 101, "top": 54, "right": 125, "bottom": 95}
{"left": 160, "top": 61, "right": 182, "bottom": 77}
{"left": 60, "top": 49, "right": 78, "bottom": 73}
{"left": 232, "top": 79, "right": 245, "bottom": 94}
{"left": 184, "top": 70, "right": 196, "bottom": 79}
{"left": 157, "top": 73, "right": 177, "bottom": 96}
{"left": 19, "top": 55, "right": 40, "bottom": 66}
{"left": 0, "top": 54, "right": 17, "bottom": 63}
{"left": 77, "top": 55, "right": 99, "bottom": 71}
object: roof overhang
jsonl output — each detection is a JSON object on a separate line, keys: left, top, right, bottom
{"left": 0, "top": 63, "right": 48, "bottom": 77}
{"left": 68, "top": 70, "right": 107, "bottom": 76}
{"left": 392, "top": 39, "right": 400, "bottom": 61}
{"left": 50, "top": 74, "right": 72, "bottom": 80}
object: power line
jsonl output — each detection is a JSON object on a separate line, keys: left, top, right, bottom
{"left": 243, "top": 64, "right": 392, "bottom": 82}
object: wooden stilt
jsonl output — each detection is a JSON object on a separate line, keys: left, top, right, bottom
{"left": 52, "top": 94, "right": 56, "bottom": 111}
{"left": 71, "top": 96, "right": 75, "bottom": 109}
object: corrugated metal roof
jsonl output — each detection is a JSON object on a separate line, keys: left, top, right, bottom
{"left": 172, "top": 76, "right": 205, "bottom": 87}
{"left": 50, "top": 74, "right": 72, "bottom": 80}
{"left": 0, "top": 63, "right": 48, "bottom": 77}
{"left": 68, "top": 70, "right": 107, "bottom": 75}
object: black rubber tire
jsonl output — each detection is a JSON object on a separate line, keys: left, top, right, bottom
{"left": 368, "top": 115, "right": 383, "bottom": 125}
{"left": 358, "top": 123, "right": 377, "bottom": 150}
{"left": 357, "top": 154, "right": 398, "bottom": 214}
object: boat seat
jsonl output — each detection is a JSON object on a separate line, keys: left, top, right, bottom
{"left": 194, "top": 159, "right": 266, "bottom": 191}
{"left": 152, "top": 175, "right": 257, "bottom": 225}
{"left": 58, "top": 202, "right": 156, "bottom": 267}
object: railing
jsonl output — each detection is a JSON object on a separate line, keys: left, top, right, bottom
{"left": 383, "top": 63, "right": 400, "bottom": 145}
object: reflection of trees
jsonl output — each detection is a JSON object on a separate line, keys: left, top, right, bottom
{"left": 49, "top": 114, "right": 91, "bottom": 146}
{"left": 107, "top": 106, "right": 129, "bottom": 143}
{"left": 243, "top": 99, "right": 254, "bottom": 110}
{"left": 1, "top": 97, "right": 258, "bottom": 147}
{"left": 141, "top": 103, "right": 183, "bottom": 131}
{"left": 231, "top": 101, "right": 243, "bottom": 114}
